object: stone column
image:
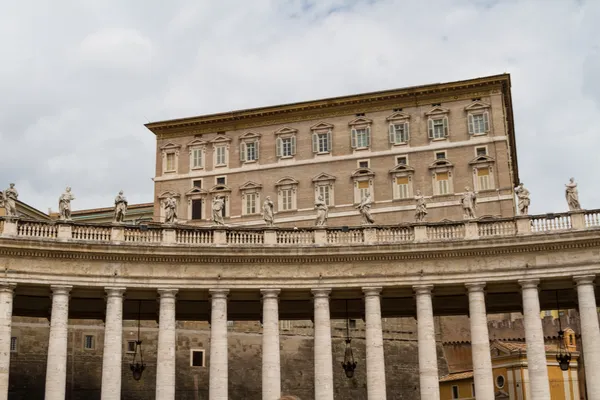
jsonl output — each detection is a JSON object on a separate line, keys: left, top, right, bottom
{"left": 261, "top": 289, "right": 281, "bottom": 400}
{"left": 100, "top": 287, "right": 126, "bottom": 400}
{"left": 574, "top": 275, "right": 600, "bottom": 399}
{"left": 519, "top": 279, "right": 551, "bottom": 399}
{"left": 156, "top": 289, "right": 178, "bottom": 400}
{"left": 311, "top": 288, "right": 334, "bottom": 400}
{"left": 0, "top": 284, "right": 15, "bottom": 400}
{"left": 414, "top": 285, "right": 440, "bottom": 400}
{"left": 44, "top": 285, "right": 72, "bottom": 400}
{"left": 363, "top": 287, "right": 387, "bottom": 400}
{"left": 466, "top": 283, "right": 494, "bottom": 400}
{"left": 209, "top": 289, "right": 229, "bottom": 400}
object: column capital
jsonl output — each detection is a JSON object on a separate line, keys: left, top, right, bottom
{"left": 311, "top": 288, "right": 331, "bottom": 298}
{"left": 574, "top": 275, "right": 596, "bottom": 286}
{"left": 105, "top": 287, "right": 126, "bottom": 297}
{"left": 157, "top": 288, "right": 178, "bottom": 299}
{"left": 465, "top": 282, "right": 486, "bottom": 293}
{"left": 260, "top": 288, "right": 281, "bottom": 299}
{"left": 413, "top": 284, "right": 433, "bottom": 296}
{"left": 0, "top": 283, "right": 16, "bottom": 294}
{"left": 518, "top": 279, "right": 540, "bottom": 290}
{"left": 50, "top": 285, "right": 72, "bottom": 296}
{"left": 362, "top": 287, "right": 382, "bottom": 297}
{"left": 209, "top": 288, "right": 229, "bottom": 299}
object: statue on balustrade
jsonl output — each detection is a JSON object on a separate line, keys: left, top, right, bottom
{"left": 565, "top": 177, "right": 581, "bottom": 211}
{"left": 461, "top": 187, "right": 477, "bottom": 219}
{"left": 263, "top": 196, "right": 274, "bottom": 227}
{"left": 357, "top": 192, "right": 375, "bottom": 225}
{"left": 113, "top": 190, "right": 128, "bottom": 223}
{"left": 58, "top": 187, "right": 75, "bottom": 221}
{"left": 515, "top": 183, "right": 531, "bottom": 215}
{"left": 164, "top": 195, "right": 178, "bottom": 224}
{"left": 2, "top": 183, "right": 18, "bottom": 218}
{"left": 212, "top": 196, "right": 225, "bottom": 226}
{"left": 315, "top": 194, "right": 328, "bottom": 226}
{"left": 415, "top": 190, "right": 427, "bottom": 222}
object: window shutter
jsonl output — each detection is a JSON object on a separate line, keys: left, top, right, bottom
{"left": 428, "top": 119, "right": 434, "bottom": 139}
{"left": 366, "top": 126, "right": 371, "bottom": 147}
{"left": 389, "top": 124, "right": 395, "bottom": 144}
{"left": 443, "top": 117, "right": 449, "bottom": 137}
{"left": 468, "top": 114, "right": 474, "bottom": 135}
{"left": 326, "top": 130, "right": 332, "bottom": 152}
{"left": 483, "top": 111, "right": 490, "bottom": 132}
{"left": 291, "top": 136, "right": 296, "bottom": 155}
{"left": 405, "top": 122, "right": 410, "bottom": 142}
{"left": 276, "top": 137, "right": 282, "bottom": 157}
{"left": 255, "top": 140, "right": 260, "bottom": 160}
{"left": 312, "top": 133, "right": 318, "bottom": 153}
{"left": 351, "top": 128, "right": 357, "bottom": 149}
{"left": 240, "top": 143, "right": 246, "bottom": 162}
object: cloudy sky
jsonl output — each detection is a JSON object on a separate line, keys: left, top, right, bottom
{"left": 0, "top": 0, "right": 598, "bottom": 215}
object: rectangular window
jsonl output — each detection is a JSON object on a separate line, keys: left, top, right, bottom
{"left": 476, "top": 146, "right": 487, "bottom": 156}
{"left": 357, "top": 181, "right": 370, "bottom": 201}
{"left": 436, "top": 172, "right": 449, "bottom": 195}
{"left": 313, "top": 131, "right": 332, "bottom": 153}
{"left": 428, "top": 117, "right": 449, "bottom": 139}
{"left": 126, "top": 340, "right": 137, "bottom": 353}
{"left": 84, "top": 335, "right": 95, "bottom": 350}
{"left": 192, "top": 148, "right": 203, "bottom": 168}
{"left": 216, "top": 177, "right": 226, "bottom": 185}
{"left": 395, "top": 176, "right": 409, "bottom": 199}
{"left": 279, "top": 137, "right": 295, "bottom": 157}
{"left": 191, "top": 199, "right": 203, "bottom": 220}
{"left": 349, "top": 319, "right": 357, "bottom": 329}
{"left": 352, "top": 128, "right": 370, "bottom": 148}
{"left": 318, "top": 133, "right": 329, "bottom": 153}
{"left": 389, "top": 123, "right": 409, "bottom": 144}
{"left": 477, "top": 168, "right": 491, "bottom": 190}
{"left": 396, "top": 156, "right": 407, "bottom": 165}
{"left": 318, "top": 185, "right": 331, "bottom": 206}
{"left": 10, "top": 337, "right": 17, "bottom": 352}
{"left": 452, "top": 385, "right": 459, "bottom": 399}
{"left": 435, "top": 151, "right": 446, "bottom": 160}
{"left": 281, "top": 189, "right": 293, "bottom": 211}
{"left": 245, "top": 142, "right": 257, "bottom": 161}
{"left": 358, "top": 160, "right": 370, "bottom": 169}
{"left": 190, "top": 349, "right": 205, "bottom": 367}
{"left": 216, "top": 146, "right": 226, "bottom": 166}
{"left": 245, "top": 193, "right": 257, "bottom": 214}
{"left": 165, "top": 153, "right": 175, "bottom": 171}
{"left": 193, "top": 180, "right": 202, "bottom": 188}
{"left": 468, "top": 112, "right": 490, "bottom": 134}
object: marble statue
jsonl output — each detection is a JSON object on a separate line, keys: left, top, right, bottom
{"left": 357, "top": 192, "right": 375, "bottom": 225}
{"left": 164, "top": 195, "right": 178, "bottom": 224}
{"left": 315, "top": 194, "right": 328, "bottom": 226}
{"left": 461, "top": 187, "right": 477, "bottom": 219}
{"left": 515, "top": 183, "right": 531, "bottom": 215}
{"left": 113, "top": 190, "right": 128, "bottom": 223}
{"left": 212, "top": 196, "right": 225, "bottom": 226}
{"left": 58, "top": 187, "right": 75, "bottom": 221}
{"left": 565, "top": 177, "right": 581, "bottom": 211}
{"left": 2, "top": 183, "right": 18, "bottom": 218}
{"left": 263, "top": 196, "right": 274, "bottom": 227}
{"left": 415, "top": 190, "right": 427, "bottom": 222}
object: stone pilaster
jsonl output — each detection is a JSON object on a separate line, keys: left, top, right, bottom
{"left": 0, "top": 284, "right": 15, "bottom": 400}
{"left": 45, "top": 285, "right": 72, "bottom": 400}
{"left": 311, "top": 288, "right": 334, "bottom": 400}
{"left": 261, "top": 289, "right": 281, "bottom": 400}
{"left": 414, "top": 284, "right": 440, "bottom": 400}
{"left": 363, "top": 287, "right": 387, "bottom": 399}
{"left": 519, "top": 279, "right": 551, "bottom": 399}
{"left": 156, "top": 289, "right": 178, "bottom": 400}
{"left": 209, "top": 289, "right": 229, "bottom": 400}
{"left": 574, "top": 275, "right": 600, "bottom": 399}
{"left": 466, "top": 283, "right": 494, "bottom": 400}
{"left": 100, "top": 287, "right": 126, "bottom": 400}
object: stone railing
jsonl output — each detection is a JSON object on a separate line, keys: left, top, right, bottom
{"left": 1, "top": 209, "right": 598, "bottom": 247}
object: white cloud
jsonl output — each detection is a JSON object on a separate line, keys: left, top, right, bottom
{"left": 78, "top": 28, "right": 153, "bottom": 71}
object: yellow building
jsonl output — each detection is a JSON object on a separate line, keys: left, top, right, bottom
{"left": 440, "top": 330, "right": 580, "bottom": 399}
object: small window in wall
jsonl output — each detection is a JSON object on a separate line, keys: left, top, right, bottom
{"left": 496, "top": 375, "right": 505, "bottom": 389}
{"left": 191, "top": 199, "right": 203, "bottom": 220}
{"left": 476, "top": 146, "right": 487, "bottom": 156}
{"left": 216, "top": 177, "right": 226, "bottom": 185}
{"left": 396, "top": 156, "right": 407, "bottom": 165}
{"left": 349, "top": 319, "right": 357, "bottom": 329}
{"left": 126, "top": 340, "right": 137, "bottom": 354}
{"left": 193, "top": 180, "right": 202, "bottom": 188}
{"left": 435, "top": 151, "right": 446, "bottom": 160}
{"left": 358, "top": 160, "right": 370, "bottom": 168}
{"left": 190, "top": 349, "right": 205, "bottom": 367}
{"left": 10, "top": 337, "right": 17, "bottom": 353}
{"left": 477, "top": 167, "right": 491, "bottom": 190}
{"left": 84, "top": 335, "right": 95, "bottom": 350}
{"left": 451, "top": 385, "right": 459, "bottom": 399}
{"left": 317, "top": 185, "right": 332, "bottom": 206}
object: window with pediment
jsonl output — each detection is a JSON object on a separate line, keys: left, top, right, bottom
{"left": 386, "top": 111, "right": 411, "bottom": 145}
{"left": 469, "top": 155, "right": 496, "bottom": 191}
{"left": 186, "top": 186, "right": 208, "bottom": 221}
{"left": 239, "top": 132, "right": 261, "bottom": 163}
{"left": 426, "top": 107, "right": 450, "bottom": 140}
{"left": 274, "top": 127, "right": 297, "bottom": 159}
{"left": 311, "top": 122, "right": 333, "bottom": 154}
{"left": 429, "top": 158, "right": 454, "bottom": 195}
{"left": 348, "top": 117, "right": 372, "bottom": 150}
{"left": 351, "top": 168, "right": 375, "bottom": 204}
{"left": 465, "top": 101, "right": 491, "bottom": 135}
{"left": 389, "top": 164, "right": 415, "bottom": 200}
{"left": 160, "top": 143, "right": 181, "bottom": 175}
{"left": 275, "top": 177, "right": 298, "bottom": 212}
{"left": 187, "top": 139, "right": 207, "bottom": 170}
{"left": 157, "top": 190, "right": 181, "bottom": 222}
{"left": 312, "top": 173, "right": 336, "bottom": 207}
{"left": 209, "top": 184, "right": 231, "bottom": 218}
{"left": 210, "top": 134, "right": 231, "bottom": 168}
{"left": 240, "top": 181, "right": 262, "bottom": 216}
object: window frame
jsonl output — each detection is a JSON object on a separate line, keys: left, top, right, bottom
{"left": 190, "top": 348, "right": 206, "bottom": 367}
{"left": 470, "top": 155, "right": 496, "bottom": 192}
{"left": 126, "top": 340, "right": 137, "bottom": 354}
{"left": 274, "top": 126, "right": 298, "bottom": 159}
{"left": 451, "top": 385, "right": 459, "bottom": 399}
{"left": 310, "top": 122, "right": 334, "bottom": 155}
{"left": 349, "top": 117, "right": 373, "bottom": 151}
{"left": 10, "top": 336, "right": 17, "bottom": 353}
{"left": 187, "top": 139, "right": 207, "bottom": 171}
{"left": 83, "top": 334, "right": 96, "bottom": 350}
{"left": 160, "top": 142, "right": 181, "bottom": 175}
{"left": 351, "top": 168, "right": 375, "bottom": 205}
{"left": 312, "top": 173, "right": 336, "bottom": 208}
{"left": 396, "top": 155, "right": 408, "bottom": 166}
{"left": 240, "top": 181, "right": 262, "bottom": 216}
{"left": 475, "top": 146, "right": 488, "bottom": 157}
{"left": 465, "top": 101, "right": 492, "bottom": 136}
{"left": 425, "top": 107, "right": 450, "bottom": 141}
{"left": 429, "top": 159, "right": 454, "bottom": 196}
{"left": 435, "top": 150, "right": 447, "bottom": 160}
{"left": 357, "top": 159, "right": 370, "bottom": 169}
{"left": 276, "top": 177, "right": 299, "bottom": 212}
{"left": 389, "top": 164, "right": 415, "bottom": 201}
{"left": 214, "top": 145, "right": 228, "bottom": 167}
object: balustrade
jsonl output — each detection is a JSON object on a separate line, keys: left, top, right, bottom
{"left": 478, "top": 220, "right": 517, "bottom": 237}
{"left": 327, "top": 229, "right": 364, "bottom": 244}
{"left": 17, "top": 222, "right": 58, "bottom": 239}
{"left": 426, "top": 223, "right": 465, "bottom": 240}
{"left": 72, "top": 225, "right": 111, "bottom": 241}
{"left": 276, "top": 229, "right": 313, "bottom": 245}
{"left": 530, "top": 213, "right": 572, "bottom": 232}
{"left": 585, "top": 210, "right": 600, "bottom": 228}
{"left": 123, "top": 227, "right": 162, "bottom": 243}
{"left": 176, "top": 229, "right": 213, "bottom": 245}
{"left": 375, "top": 226, "right": 414, "bottom": 243}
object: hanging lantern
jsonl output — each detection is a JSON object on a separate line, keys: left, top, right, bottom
{"left": 130, "top": 300, "right": 146, "bottom": 380}
{"left": 554, "top": 291, "right": 571, "bottom": 371}
{"left": 341, "top": 300, "right": 357, "bottom": 379}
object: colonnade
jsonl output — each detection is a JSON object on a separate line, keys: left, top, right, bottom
{"left": 0, "top": 276, "right": 598, "bottom": 400}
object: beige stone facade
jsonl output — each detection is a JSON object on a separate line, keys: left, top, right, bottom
{"left": 147, "top": 74, "right": 518, "bottom": 226}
